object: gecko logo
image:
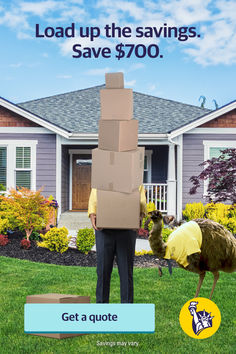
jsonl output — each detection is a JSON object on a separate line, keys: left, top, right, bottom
{"left": 179, "top": 297, "right": 221, "bottom": 339}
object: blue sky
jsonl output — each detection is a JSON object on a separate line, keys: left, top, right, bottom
{"left": 0, "top": 0, "right": 236, "bottom": 108}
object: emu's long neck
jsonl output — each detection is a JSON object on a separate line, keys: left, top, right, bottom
{"left": 149, "top": 220, "right": 167, "bottom": 258}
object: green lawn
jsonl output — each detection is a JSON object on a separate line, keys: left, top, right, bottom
{"left": 0, "top": 256, "right": 235, "bottom": 354}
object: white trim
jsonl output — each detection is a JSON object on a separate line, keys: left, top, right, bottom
{"left": 203, "top": 140, "right": 236, "bottom": 195}
{"left": 69, "top": 149, "right": 92, "bottom": 210}
{"left": 203, "top": 140, "right": 236, "bottom": 148}
{"left": 187, "top": 128, "right": 236, "bottom": 134}
{"left": 0, "top": 98, "right": 70, "bottom": 138}
{"left": 56, "top": 135, "right": 62, "bottom": 219}
{"left": 176, "top": 135, "right": 183, "bottom": 221}
{"left": 0, "top": 140, "right": 37, "bottom": 191}
{"left": 69, "top": 153, "right": 73, "bottom": 211}
{"left": 170, "top": 101, "right": 236, "bottom": 138}
{"left": 144, "top": 150, "right": 152, "bottom": 183}
{"left": 167, "top": 143, "right": 176, "bottom": 216}
{"left": 0, "top": 127, "right": 53, "bottom": 134}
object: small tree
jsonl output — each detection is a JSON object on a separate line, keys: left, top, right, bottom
{"left": 0, "top": 188, "right": 51, "bottom": 240}
{"left": 189, "top": 148, "right": 236, "bottom": 204}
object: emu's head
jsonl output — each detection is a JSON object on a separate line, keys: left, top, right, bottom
{"left": 150, "top": 210, "right": 163, "bottom": 223}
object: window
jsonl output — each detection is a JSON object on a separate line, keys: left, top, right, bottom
{"left": 15, "top": 147, "right": 31, "bottom": 189}
{"left": 203, "top": 140, "right": 236, "bottom": 195}
{"left": 0, "top": 140, "right": 37, "bottom": 191}
{"left": 0, "top": 147, "right": 7, "bottom": 191}
{"left": 143, "top": 150, "right": 152, "bottom": 183}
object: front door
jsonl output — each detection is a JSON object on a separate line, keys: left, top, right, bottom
{"left": 72, "top": 155, "right": 91, "bottom": 210}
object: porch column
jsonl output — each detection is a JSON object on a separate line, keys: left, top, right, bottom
{"left": 167, "top": 143, "right": 176, "bottom": 216}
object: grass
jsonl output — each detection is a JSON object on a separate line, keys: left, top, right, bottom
{"left": 0, "top": 256, "right": 235, "bottom": 354}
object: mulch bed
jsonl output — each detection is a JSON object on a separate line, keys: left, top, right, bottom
{"left": 0, "top": 233, "right": 178, "bottom": 269}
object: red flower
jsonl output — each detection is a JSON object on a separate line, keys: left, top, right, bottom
{"left": 20, "top": 239, "right": 31, "bottom": 250}
{"left": 0, "top": 234, "right": 9, "bottom": 246}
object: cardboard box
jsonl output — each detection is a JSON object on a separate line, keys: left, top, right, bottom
{"left": 100, "top": 89, "right": 133, "bottom": 120}
{"left": 91, "top": 147, "right": 144, "bottom": 193}
{"left": 96, "top": 189, "right": 140, "bottom": 229}
{"left": 26, "top": 293, "right": 90, "bottom": 339}
{"left": 105, "top": 72, "right": 124, "bottom": 89}
{"left": 98, "top": 119, "right": 138, "bottom": 151}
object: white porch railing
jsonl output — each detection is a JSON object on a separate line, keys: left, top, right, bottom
{"left": 143, "top": 183, "right": 168, "bottom": 213}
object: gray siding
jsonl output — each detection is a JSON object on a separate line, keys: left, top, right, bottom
{"left": 61, "top": 146, "right": 69, "bottom": 212}
{"left": 183, "top": 133, "right": 236, "bottom": 208}
{"left": 0, "top": 133, "right": 56, "bottom": 198}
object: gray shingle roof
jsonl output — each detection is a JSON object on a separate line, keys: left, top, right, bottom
{"left": 18, "top": 85, "right": 210, "bottom": 134}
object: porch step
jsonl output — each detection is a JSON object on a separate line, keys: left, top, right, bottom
{"left": 58, "top": 212, "right": 91, "bottom": 230}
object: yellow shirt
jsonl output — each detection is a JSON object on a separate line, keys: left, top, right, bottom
{"left": 164, "top": 221, "right": 202, "bottom": 267}
{"left": 88, "top": 185, "right": 147, "bottom": 217}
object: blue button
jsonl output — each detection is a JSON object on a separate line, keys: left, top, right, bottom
{"left": 24, "top": 304, "right": 155, "bottom": 333}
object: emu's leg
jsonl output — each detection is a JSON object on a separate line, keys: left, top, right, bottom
{"left": 209, "top": 271, "right": 219, "bottom": 300}
{"left": 195, "top": 271, "right": 206, "bottom": 298}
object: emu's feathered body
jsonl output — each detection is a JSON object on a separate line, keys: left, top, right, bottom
{"left": 149, "top": 211, "right": 236, "bottom": 298}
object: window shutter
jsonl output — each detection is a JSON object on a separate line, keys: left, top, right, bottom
{"left": 0, "top": 147, "right": 7, "bottom": 190}
{"left": 16, "top": 147, "right": 31, "bottom": 168}
{"left": 15, "top": 146, "right": 31, "bottom": 189}
{"left": 16, "top": 171, "right": 31, "bottom": 189}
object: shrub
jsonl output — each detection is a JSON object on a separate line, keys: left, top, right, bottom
{"left": 182, "top": 202, "right": 236, "bottom": 234}
{"left": 76, "top": 228, "right": 95, "bottom": 254}
{"left": 0, "top": 218, "right": 10, "bottom": 235}
{"left": 135, "top": 250, "right": 154, "bottom": 256}
{"left": 20, "top": 239, "right": 31, "bottom": 250}
{"left": 182, "top": 202, "right": 205, "bottom": 221}
{"left": 0, "top": 188, "right": 51, "bottom": 240}
{"left": 29, "top": 231, "right": 40, "bottom": 241}
{"left": 37, "top": 227, "right": 70, "bottom": 253}
{"left": 205, "top": 203, "right": 236, "bottom": 234}
{"left": 162, "top": 227, "right": 173, "bottom": 242}
{"left": 0, "top": 234, "right": 9, "bottom": 246}
{"left": 146, "top": 202, "right": 156, "bottom": 213}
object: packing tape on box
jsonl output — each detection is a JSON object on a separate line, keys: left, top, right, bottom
{"left": 110, "top": 151, "right": 115, "bottom": 165}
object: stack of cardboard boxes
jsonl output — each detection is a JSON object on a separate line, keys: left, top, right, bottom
{"left": 91, "top": 72, "right": 144, "bottom": 229}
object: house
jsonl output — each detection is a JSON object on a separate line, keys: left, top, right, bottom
{"left": 0, "top": 85, "right": 235, "bottom": 221}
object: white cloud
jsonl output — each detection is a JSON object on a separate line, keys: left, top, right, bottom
{"left": 42, "top": 52, "right": 49, "bottom": 57}
{"left": 56, "top": 74, "right": 72, "bottom": 79}
{"left": 0, "top": 11, "right": 29, "bottom": 29}
{"left": 148, "top": 84, "right": 156, "bottom": 91}
{"left": 17, "top": 31, "right": 32, "bottom": 39}
{"left": 125, "top": 79, "right": 136, "bottom": 86}
{"left": 184, "top": 19, "right": 236, "bottom": 65}
{"left": 9, "top": 62, "right": 23, "bottom": 68}
{"left": 19, "top": 1, "right": 61, "bottom": 16}
{"left": 128, "top": 63, "right": 145, "bottom": 71}
{"left": 85, "top": 67, "right": 112, "bottom": 76}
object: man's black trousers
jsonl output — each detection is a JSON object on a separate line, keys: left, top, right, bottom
{"left": 95, "top": 229, "right": 137, "bottom": 303}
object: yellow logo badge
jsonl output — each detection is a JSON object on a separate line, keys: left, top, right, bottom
{"left": 179, "top": 297, "right": 221, "bottom": 339}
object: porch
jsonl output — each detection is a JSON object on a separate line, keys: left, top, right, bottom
{"left": 58, "top": 140, "right": 181, "bottom": 222}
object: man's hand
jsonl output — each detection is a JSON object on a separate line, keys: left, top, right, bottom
{"left": 89, "top": 213, "right": 103, "bottom": 231}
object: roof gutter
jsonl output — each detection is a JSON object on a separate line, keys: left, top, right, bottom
{"left": 69, "top": 133, "right": 169, "bottom": 140}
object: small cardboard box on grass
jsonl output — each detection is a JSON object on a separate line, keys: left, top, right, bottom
{"left": 96, "top": 189, "right": 140, "bottom": 229}
{"left": 100, "top": 88, "right": 133, "bottom": 120}
{"left": 26, "top": 293, "right": 90, "bottom": 339}
{"left": 98, "top": 119, "right": 138, "bottom": 151}
{"left": 92, "top": 147, "right": 144, "bottom": 193}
